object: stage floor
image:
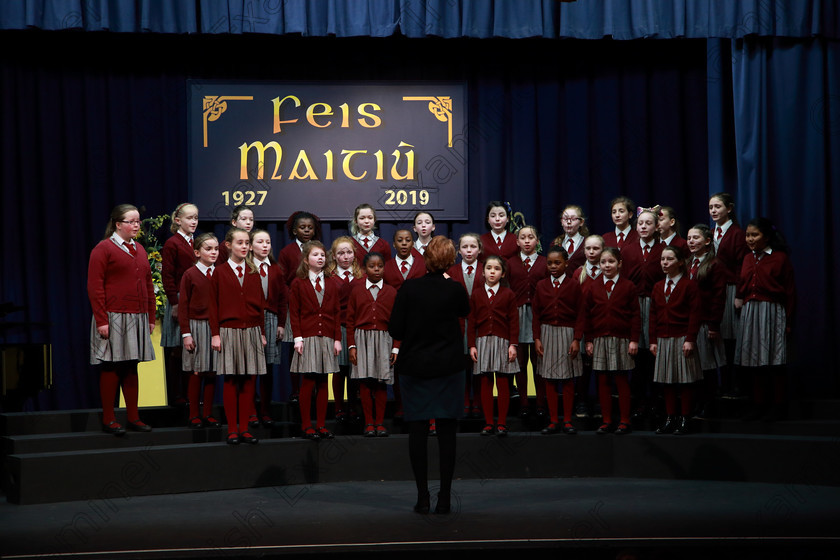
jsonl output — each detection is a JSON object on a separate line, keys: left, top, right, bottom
{"left": 2, "top": 477, "right": 838, "bottom": 560}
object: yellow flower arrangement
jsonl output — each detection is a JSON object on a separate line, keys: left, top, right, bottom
{"left": 137, "top": 214, "right": 171, "bottom": 319}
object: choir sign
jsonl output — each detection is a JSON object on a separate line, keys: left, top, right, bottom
{"left": 188, "top": 81, "right": 468, "bottom": 221}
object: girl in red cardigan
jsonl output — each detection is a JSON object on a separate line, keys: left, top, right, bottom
{"left": 210, "top": 228, "right": 267, "bottom": 445}
{"left": 506, "top": 225, "right": 549, "bottom": 419}
{"left": 469, "top": 255, "right": 519, "bottom": 436}
{"left": 328, "top": 235, "right": 364, "bottom": 424}
{"left": 602, "top": 196, "right": 638, "bottom": 250}
{"left": 480, "top": 201, "right": 519, "bottom": 261}
{"left": 447, "top": 233, "right": 484, "bottom": 418}
{"left": 686, "top": 224, "right": 727, "bottom": 416}
{"left": 709, "top": 192, "right": 749, "bottom": 397}
{"left": 657, "top": 206, "right": 689, "bottom": 259}
{"left": 289, "top": 240, "right": 342, "bottom": 439}
{"left": 552, "top": 205, "right": 589, "bottom": 274}
{"left": 735, "top": 218, "right": 796, "bottom": 421}
{"left": 350, "top": 203, "right": 391, "bottom": 264}
{"left": 276, "top": 210, "right": 321, "bottom": 403}
{"left": 88, "top": 204, "right": 156, "bottom": 435}
{"left": 347, "top": 252, "right": 398, "bottom": 437}
{"left": 161, "top": 202, "right": 199, "bottom": 407}
{"left": 533, "top": 246, "right": 585, "bottom": 435}
{"left": 650, "top": 246, "right": 703, "bottom": 435}
{"left": 573, "top": 234, "right": 605, "bottom": 420}
{"left": 584, "top": 247, "right": 641, "bottom": 435}
{"left": 180, "top": 233, "right": 221, "bottom": 428}
{"left": 250, "top": 229, "right": 288, "bottom": 428}
{"left": 217, "top": 204, "right": 255, "bottom": 263}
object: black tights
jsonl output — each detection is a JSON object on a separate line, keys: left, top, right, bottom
{"left": 408, "top": 418, "right": 457, "bottom": 504}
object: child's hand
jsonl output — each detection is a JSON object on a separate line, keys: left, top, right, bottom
{"left": 349, "top": 347, "right": 357, "bottom": 365}
{"left": 261, "top": 335, "right": 267, "bottom": 347}
{"left": 390, "top": 351, "right": 398, "bottom": 366}
{"left": 277, "top": 326, "right": 284, "bottom": 341}
{"left": 585, "top": 341, "right": 594, "bottom": 357}
{"left": 171, "top": 303, "right": 178, "bottom": 320}
{"left": 97, "top": 324, "right": 109, "bottom": 339}
{"left": 682, "top": 341, "right": 694, "bottom": 357}
{"left": 183, "top": 335, "right": 195, "bottom": 352}
{"left": 508, "top": 344, "right": 517, "bottom": 362}
{"left": 734, "top": 297, "right": 744, "bottom": 309}
{"left": 149, "top": 322, "right": 156, "bottom": 335}
{"left": 649, "top": 343, "right": 657, "bottom": 356}
{"left": 294, "top": 340, "right": 304, "bottom": 355}
{"left": 534, "top": 339, "right": 544, "bottom": 357}
{"left": 469, "top": 347, "right": 478, "bottom": 363}
{"left": 211, "top": 335, "right": 221, "bottom": 352}
{"left": 568, "top": 340, "right": 580, "bottom": 359}
{"left": 708, "top": 329, "right": 719, "bottom": 341}
{"left": 334, "top": 340, "right": 342, "bottom": 356}
{"left": 628, "top": 341, "right": 639, "bottom": 357}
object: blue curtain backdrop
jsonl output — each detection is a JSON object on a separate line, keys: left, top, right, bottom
{"left": 1, "top": 1, "right": 838, "bottom": 411}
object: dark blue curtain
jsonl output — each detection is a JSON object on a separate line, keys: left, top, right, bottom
{"left": 2, "top": 0, "right": 838, "bottom": 39}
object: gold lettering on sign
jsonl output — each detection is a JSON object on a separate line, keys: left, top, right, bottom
{"left": 402, "top": 96, "right": 453, "bottom": 147}
{"left": 203, "top": 96, "right": 253, "bottom": 147}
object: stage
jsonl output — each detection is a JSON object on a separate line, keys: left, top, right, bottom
{"left": 2, "top": 401, "right": 839, "bottom": 559}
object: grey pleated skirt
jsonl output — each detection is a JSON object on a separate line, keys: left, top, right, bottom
{"left": 338, "top": 326, "right": 350, "bottom": 367}
{"left": 217, "top": 326, "right": 267, "bottom": 376}
{"left": 350, "top": 329, "right": 394, "bottom": 383}
{"left": 182, "top": 319, "right": 217, "bottom": 373}
{"left": 537, "top": 325, "right": 582, "bottom": 380}
{"left": 264, "top": 310, "right": 281, "bottom": 364}
{"left": 282, "top": 310, "right": 294, "bottom": 343}
{"left": 518, "top": 304, "right": 534, "bottom": 344}
{"left": 160, "top": 299, "right": 182, "bottom": 348}
{"left": 591, "top": 336, "right": 635, "bottom": 372}
{"left": 290, "top": 336, "right": 340, "bottom": 374}
{"left": 720, "top": 284, "right": 740, "bottom": 340}
{"left": 90, "top": 312, "right": 156, "bottom": 365}
{"left": 638, "top": 296, "right": 651, "bottom": 347}
{"left": 696, "top": 323, "right": 726, "bottom": 371}
{"left": 653, "top": 336, "right": 702, "bottom": 384}
{"left": 474, "top": 335, "right": 520, "bottom": 375}
{"left": 735, "top": 300, "right": 787, "bottom": 367}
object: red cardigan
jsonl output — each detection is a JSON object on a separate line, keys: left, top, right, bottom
{"left": 467, "top": 285, "right": 519, "bottom": 348}
{"left": 736, "top": 250, "right": 796, "bottom": 326}
{"left": 161, "top": 233, "right": 196, "bottom": 304}
{"left": 352, "top": 236, "right": 392, "bottom": 264}
{"left": 383, "top": 254, "right": 426, "bottom": 290}
{"left": 480, "top": 231, "right": 519, "bottom": 261}
{"left": 345, "top": 281, "right": 398, "bottom": 348}
{"left": 261, "top": 262, "right": 289, "bottom": 318}
{"left": 583, "top": 276, "right": 641, "bottom": 342}
{"left": 331, "top": 271, "right": 363, "bottom": 326}
{"left": 649, "top": 276, "right": 702, "bottom": 343}
{"left": 506, "top": 254, "right": 548, "bottom": 306}
{"left": 277, "top": 242, "right": 302, "bottom": 286}
{"left": 663, "top": 235, "right": 690, "bottom": 260}
{"left": 288, "top": 275, "right": 342, "bottom": 340}
{"left": 716, "top": 223, "right": 749, "bottom": 285}
{"left": 531, "top": 275, "right": 585, "bottom": 342}
{"left": 602, "top": 228, "right": 639, "bottom": 251}
{"left": 87, "top": 238, "right": 156, "bottom": 328}
{"left": 621, "top": 240, "right": 665, "bottom": 296}
{"left": 446, "top": 262, "right": 484, "bottom": 295}
{"left": 209, "top": 262, "right": 265, "bottom": 336}
{"left": 178, "top": 265, "right": 213, "bottom": 332}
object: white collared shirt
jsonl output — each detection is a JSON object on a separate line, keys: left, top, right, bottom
{"left": 661, "top": 232, "right": 676, "bottom": 245}
{"left": 308, "top": 270, "right": 324, "bottom": 289}
{"left": 664, "top": 273, "right": 683, "bottom": 293}
{"left": 564, "top": 233, "right": 583, "bottom": 252}
{"left": 485, "top": 283, "right": 500, "bottom": 298}
{"left": 462, "top": 260, "right": 477, "bottom": 275}
{"left": 196, "top": 262, "right": 214, "bottom": 276}
{"left": 111, "top": 232, "right": 135, "bottom": 254}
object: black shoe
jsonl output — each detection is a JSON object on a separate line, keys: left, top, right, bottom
{"left": 574, "top": 402, "right": 590, "bottom": 419}
{"left": 227, "top": 433, "right": 240, "bottom": 445}
{"left": 480, "top": 424, "right": 495, "bottom": 436}
{"left": 203, "top": 416, "right": 222, "bottom": 428}
{"left": 317, "top": 427, "right": 334, "bottom": 439}
{"left": 541, "top": 423, "right": 558, "bottom": 435}
{"left": 188, "top": 417, "right": 204, "bottom": 429}
{"left": 673, "top": 416, "right": 690, "bottom": 435}
{"left": 414, "top": 491, "right": 430, "bottom": 514}
{"left": 375, "top": 425, "right": 389, "bottom": 437}
{"left": 127, "top": 420, "right": 152, "bottom": 432}
{"left": 561, "top": 422, "right": 577, "bottom": 435}
{"left": 364, "top": 424, "right": 377, "bottom": 437}
{"left": 596, "top": 423, "right": 612, "bottom": 435}
{"left": 260, "top": 415, "right": 275, "bottom": 428}
{"left": 102, "top": 421, "right": 126, "bottom": 436}
{"left": 614, "top": 422, "right": 632, "bottom": 435}
{"left": 240, "top": 432, "right": 259, "bottom": 444}
{"left": 434, "top": 493, "right": 451, "bottom": 514}
{"left": 496, "top": 424, "right": 509, "bottom": 436}
{"left": 301, "top": 428, "right": 320, "bottom": 440}
{"left": 655, "top": 415, "right": 677, "bottom": 434}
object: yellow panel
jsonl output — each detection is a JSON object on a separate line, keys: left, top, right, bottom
{"left": 119, "top": 321, "right": 168, "bottom": 408}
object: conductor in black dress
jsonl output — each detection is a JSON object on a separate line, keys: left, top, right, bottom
{"left": 389, "top": 235, "right": 470, "bottom": 514}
